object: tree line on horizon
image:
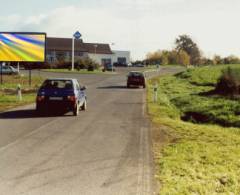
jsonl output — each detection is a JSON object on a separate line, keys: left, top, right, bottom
{"left": 145, "top": 34, "right": 240, "bottom": 66}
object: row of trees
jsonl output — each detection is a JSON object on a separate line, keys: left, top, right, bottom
{"left": 146, "top": 35, "right": 240, "bottom": 66}
{"left": 146, "top": 49, "right": 190, "bottom": 66}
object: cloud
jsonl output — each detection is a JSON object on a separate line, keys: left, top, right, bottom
{"left": 1, "top": 0, "right": 240, "bottom": 59}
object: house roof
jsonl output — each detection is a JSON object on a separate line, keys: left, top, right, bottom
{"left": 46, "top": 37, "right": 113, "bottom": 54}
{"left": 84, "top": 43, "right": 113, "bottom": 54}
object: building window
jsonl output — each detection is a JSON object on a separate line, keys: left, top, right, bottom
{"left": 117, "top": 57, "right": 127, "bottom": 64}
{"left": 75, "top": 52, "right": 84, "bottom": 57}
{"left": 50, "top": 56, "right": 54, "bottom": 62}
{"left": 101, "top": 59, "right": 112, "bottom": 66}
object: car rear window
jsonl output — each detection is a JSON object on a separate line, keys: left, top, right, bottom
{"left": 128, "top": 72, "right": 144, "bottom": 77}
{"left": 41, "top": 80, "right": 73, "bottom": 89}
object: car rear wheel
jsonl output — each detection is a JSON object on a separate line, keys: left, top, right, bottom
{"left": 81, "top": 100, "right": 87, "bottom": 111}
{"left": 73, "top": 103, "right": 79, "bottom": 116}
{"left": 36, "top": 105, "right": 44, "bottom": 115}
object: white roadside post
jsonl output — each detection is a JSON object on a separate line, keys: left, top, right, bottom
{"left": 72, "top": 31, "right": 82, "bottom": 71}
{"left": 153, "top": 83, "right": 158, "bottom": 103}
{"left": 17, "top": 84, "right": 22, "bottom": 101}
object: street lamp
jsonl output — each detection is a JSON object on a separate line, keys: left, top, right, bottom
{"left": 94, "top": 44, "right": 98, "bottom": 55}
{"left": 94, "top": 44, "right": 98, "bottom": 67}
{"left": 111, "top": 43, "right": 115, "bottom": 73}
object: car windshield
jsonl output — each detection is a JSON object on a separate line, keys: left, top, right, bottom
{"left": 41, "top": 80, "right": 73, "bottom": 89}
{"left": 1, "top": 66, "right": 10, "bottom": 70}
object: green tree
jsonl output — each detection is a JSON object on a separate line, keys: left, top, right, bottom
{"left": 213, "top": 55, "right": 224, "bottom": 65}
{"left": 200, "top": 57, "right": 214, "bottom": 65}
{"left": 160, "top": 50, "right": 169, "bottom": 65}
{"left": 168, "top": 50, "right": 178, "bottom": 65}
{"left": 175, "top": 34, "right": 201, "bottom": 65}
{"left": 177, "top": 50, "right": 190, "bottom": 66}
{"left": 224, "top": 55, "right": 240, "bottom": 64}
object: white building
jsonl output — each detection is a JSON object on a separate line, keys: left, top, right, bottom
{"left": 46, "top": 37, "right": 130, "bottom": 67}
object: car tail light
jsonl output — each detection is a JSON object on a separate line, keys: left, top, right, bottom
{"left": 37, "top": 96, "right": 45, "bottom": 102}
{"left": 68, "top": 96, "right": 76, "bottom": 102}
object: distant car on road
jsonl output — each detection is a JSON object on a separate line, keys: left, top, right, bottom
{"left": 36, "top": 78, "right": 87, "bottom": 116}
{"left": 127, "top": 71, "right": 146, "bottom": 88}
{"left": 113, "top": 62, "right": 127, "bottom": 67}
{"left": 0, "top": 66, "right": 18, "bottom": 75}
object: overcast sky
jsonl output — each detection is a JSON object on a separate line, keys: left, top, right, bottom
{"left": 1, "top": 0, "right": 239, "bottom": 60}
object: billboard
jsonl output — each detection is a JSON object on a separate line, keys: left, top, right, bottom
{"left": 0, "top": 32, "right": 46, "bottom": 62}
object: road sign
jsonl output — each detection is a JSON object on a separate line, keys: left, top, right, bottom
{"left": 73, "top": 31, "right": 82, "bottom": 40}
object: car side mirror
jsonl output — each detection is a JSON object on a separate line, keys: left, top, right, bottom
{"left": 81, "top": 86, "right": 86, "bottom": 91}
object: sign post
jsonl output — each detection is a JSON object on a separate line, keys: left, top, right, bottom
{"left": 72, "top": 31, "right": 82, "bottom": 71}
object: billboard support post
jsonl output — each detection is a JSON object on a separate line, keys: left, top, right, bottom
{"left": 0, "top": 62, "right": 2, "bottom": 85}
{"left": 29, "top": 69, "right": 32, "bottom": 87}
{"left": 17, "top": 62, "right": 20, "bottom": 73}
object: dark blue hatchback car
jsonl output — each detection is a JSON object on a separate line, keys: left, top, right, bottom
{"left": 36, "top": 78, "right": 87, "bottom": 116}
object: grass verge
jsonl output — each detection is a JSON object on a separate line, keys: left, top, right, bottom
{"left": 0, "top": 75, "right": 43, "bottom": 112}
{"left": 148, "top": 65, "right": 240, "bottom": 194}
{"left": 0, "top": 92, "right": 36, "bottom": 112}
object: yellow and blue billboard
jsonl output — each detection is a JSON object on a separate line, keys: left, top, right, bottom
{"left": 0, "top": 32, "right": 46, "bottom": 62}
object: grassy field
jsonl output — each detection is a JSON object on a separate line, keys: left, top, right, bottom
{"left": 0, "top": 75, "right": 43, "bottom": 89}
{"left": 148, "top": 64, "right": 240, "bottom": 194}
{"left": 0, "top": 75, "right": 43, "bottom": 111}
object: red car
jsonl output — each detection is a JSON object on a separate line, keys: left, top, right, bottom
{"left": 127, "top": 71, "right": 146, "bottom": 88}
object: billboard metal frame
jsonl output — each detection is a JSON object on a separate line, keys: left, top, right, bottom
{"left": 0, "top": 32, "right": 47, "bottom": 63}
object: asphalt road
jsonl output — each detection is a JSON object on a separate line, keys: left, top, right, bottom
{"left": 0, "top": 66, "right": 184, "bottom": 195}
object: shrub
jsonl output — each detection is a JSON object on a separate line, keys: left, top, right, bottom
{"left": 22, "top": 62, "right": 52, "bottom": 69}
{"left": 55, "top": 61, "right": 72, "bottom": 69}
{"left": 215, "top": 67, "right": 240, "bottom": 96}
{"left": 76, "top": 58, "right": 100, "bottom": 70}
{"left": 52, "top": 58, "right": 100, "bottom": 70}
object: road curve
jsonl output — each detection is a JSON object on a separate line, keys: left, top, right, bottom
{"left": 0, "top": 66, "right": 184, "bottom": 195}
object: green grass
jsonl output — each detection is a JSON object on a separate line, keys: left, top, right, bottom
{"left": 147, "top": 64, "right": 240, "bottom": 194}
{"left": 42, "top": 68, "right": 111, "bottom": 74}
{"left": 158, "top": 65, "right": 240, "bottom": 128}
{"left": 0, "top": 92, "right": 36, "bottom": 112}
{"left": 0, "top": 75, "right": 43, "bottom": 111}
{"left": 178, "top": 64, "right": 240, "bottom": 86}
{"left": 0, "top": 75, "right": 43, "bottom": 89}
